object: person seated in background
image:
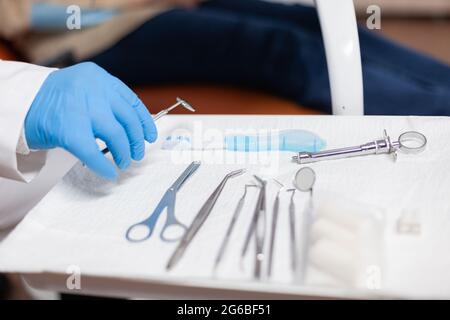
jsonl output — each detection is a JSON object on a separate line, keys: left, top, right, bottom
{"left": 1, "top": 0, "right": 449, "bottom": 117}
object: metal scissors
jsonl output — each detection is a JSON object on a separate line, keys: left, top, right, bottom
{"left": 293, "top": 130, "right": 427, "bottom": 164}
{"left": 125, "top": 161, "right": 201, "bottom": 243}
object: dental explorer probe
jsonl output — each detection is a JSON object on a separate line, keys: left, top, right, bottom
{"left": 213, "top": 184, "right": 257, "bottom": 271}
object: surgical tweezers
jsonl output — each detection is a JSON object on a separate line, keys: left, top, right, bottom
{"left": 166, "top": 169, "right": 246, "bottom": 270}
{"left": 125, "top": 161, "right": 201, "bottom": 243}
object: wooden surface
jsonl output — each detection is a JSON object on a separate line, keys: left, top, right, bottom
{"left": 135, "top": 85, "right": 320, "bottom": 115}
{"left": 0, "top": 43, "right": 14, "bottom": 60}
{"left": 375, "top": 18, "right": 450, "bottom": 65}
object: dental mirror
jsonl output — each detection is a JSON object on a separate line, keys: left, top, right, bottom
{"left": 293, "top": 166, "right": 316, "bottom": 285}
{"left": 294, "top": 167, "right": 316, "bottom": 193}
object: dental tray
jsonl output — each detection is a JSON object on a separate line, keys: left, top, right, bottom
{"left": 1, "top": 115, "right": 450, "bottom": 299}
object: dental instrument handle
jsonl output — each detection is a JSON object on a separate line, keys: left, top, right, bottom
{"left": 254, "top": 182, "right": 267, "bottom": 280}
{"left": 153, "top": 110, "right": 168, "bottom": 121}
{"left": 167, "top": 180, "right": 227, "bottom": 269}
{"left": 213, "top": 185, "right": 252, "bottom": 270}
{"left": 254, "top": 207, "right": 265, "bottom": 279}
{"left": 293, "top": 130, "right": 427, "bottom": 164}
{"left": 289, "top": 190, "right": 298, "bottom": 273}
{"left": 293, "top": 130, "right": 399, "bottom": 164}
{"left": 166, "top": 169, "right": 245, "bottom": 270}
{"left": 241, "top": 214, "right": 257, "bottom": 260}
{"left": 293, "top": 139, "right": 395, "bottom": 164}
{"left": 267, "top": 190, "right": 280, "bottom": 277}
{"left": 241, "top": 176, "right": 267, "bottom": 260}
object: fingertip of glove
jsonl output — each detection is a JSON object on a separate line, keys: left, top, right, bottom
{"left": 145, "top": 130, "right": 158, "bottom": 143}
{"left": 118, "top": 158, "right": 131, "bottom": 171}
{"left": 131, "top": 148, "right": 145, "bottom": 161}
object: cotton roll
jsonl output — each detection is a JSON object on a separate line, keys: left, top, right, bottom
{"left": 313, "top": 192, "right": 381, "bottom": 233}
{"left": 309, "top": 238, "right": 358, "bottom": 285}
{"left": 310, "top": 217, "right": 357, "bottom": 249}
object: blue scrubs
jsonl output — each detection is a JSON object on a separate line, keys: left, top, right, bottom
{"left": 31, "top": 3, "right": 117, "bottom": 30}
{"left": 89, "top": 0, "right": 450, "bottom": 116}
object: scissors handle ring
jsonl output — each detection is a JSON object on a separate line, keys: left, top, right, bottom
{"left": 160, "top": 220, "right": 189, "bottom": 243}
{"left": 125, "top": 222, "right": 154, "bottom": 243}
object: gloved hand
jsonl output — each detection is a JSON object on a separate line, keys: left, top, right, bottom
{"left": 25, "top": 62, "right": 157, "bottom": 180}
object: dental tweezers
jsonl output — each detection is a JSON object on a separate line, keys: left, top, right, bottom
{"left": 166, "top": 169, "right": 246, "bottom": 270}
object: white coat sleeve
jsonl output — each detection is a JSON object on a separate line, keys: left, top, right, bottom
{"left": 0, "top": 60, "right": 56, "bottom": 182}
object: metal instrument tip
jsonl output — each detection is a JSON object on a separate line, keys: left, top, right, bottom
{"left": 176, "top": 97, "right": 196, "bottom": 113}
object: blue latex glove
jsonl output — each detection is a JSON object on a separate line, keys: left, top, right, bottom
{"left": 31, "top": 3, "right": 117, "bottom": 31}
{"left": 25, "top": 62, "right": 157, "bottom": 180}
